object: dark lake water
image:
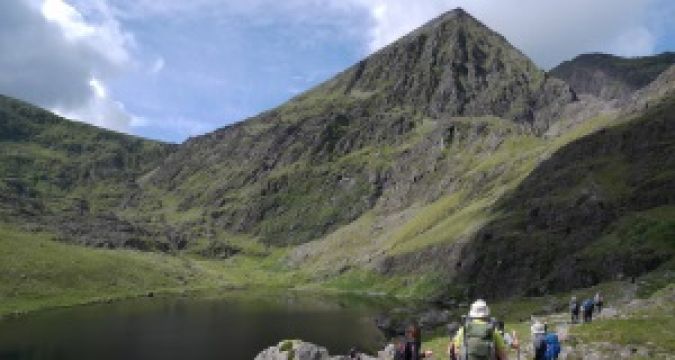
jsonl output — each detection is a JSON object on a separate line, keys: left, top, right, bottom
{"left": 0, "top": 291, "right": 395, "bottom": 360}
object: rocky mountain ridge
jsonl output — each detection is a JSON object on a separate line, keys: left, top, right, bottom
{"left": 550, "top": 52, "right": 675, "bottom": 101}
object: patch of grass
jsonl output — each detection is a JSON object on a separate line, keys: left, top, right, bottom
{"left": 571, "top": 285, "right": 675, "bottom": 353}
{"left": 0, "top": 223, "right": 304, "bottom": 317}
{"left": 389, "top": 194, "right": 493, "bottom": 255}
{"left": 0, "top": 224, "right": 195, "bottom": 316}
{"left": 316, "top": 269, "right": 445, "bottom": 299}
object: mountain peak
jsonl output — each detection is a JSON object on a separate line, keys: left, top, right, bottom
{"left": 316, "top": 7, "right": 574, "bottom": 130}
{"left": 402, "top": 7, "right": 484, "bottom": 42}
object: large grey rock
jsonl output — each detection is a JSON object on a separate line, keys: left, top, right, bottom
{"left": 255, "top": 340, "right": 385, "bottom": 360}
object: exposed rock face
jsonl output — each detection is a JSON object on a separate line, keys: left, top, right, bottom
{"left": 322, "top": 9, "right": 574, "bottom": 131}
{"left": 550, "top": 52, "right": 675, "bottom": 100}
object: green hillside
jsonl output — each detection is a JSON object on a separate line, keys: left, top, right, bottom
{"left": 0, "top": 8, "right": 674, "bottom": 318}
{"left": 0, "top": 95, "right": 175, "bottom": 250}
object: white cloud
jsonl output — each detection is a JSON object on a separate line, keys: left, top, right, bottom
{"left": 608, "top": 27, "right": 657, "bottom": 57}
{"left": 53, "top": 95, "right": 134, "bottom": 133}
{"left": 41, "top": 0, "right": 95, "bottom": 39}
{"left": 0, "top": 0, "right": 137, "bottom": 132}
{"left": 89, "top": 77, "right": 107, "bottom": 98}
{"left": 149, "top": 57, "right": 165, "bottom": 75}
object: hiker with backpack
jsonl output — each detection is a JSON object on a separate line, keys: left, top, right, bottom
{"left": 395, "top": 322, "right": 433, "bottom": 360}
{"left": 569, "top": 296, "right": 579, "bottom": 324}
{"left": 543, "top": 324, "right": 560, "bottom": 360}
{"left": 531, "top": 322, "right": 547, "bottom": 360}
{"left": 582, "top": 298, "right": 594, "bottom": 323}
{"left": 448, "top": 300, "right": 509, "bottom": 360}
{"left": 594, "top": 292, "right": 604, "bottom": 314}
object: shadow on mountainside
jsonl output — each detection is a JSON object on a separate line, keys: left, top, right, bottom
{"left": 454, "top": 94, "right": 675, "bottom": 299}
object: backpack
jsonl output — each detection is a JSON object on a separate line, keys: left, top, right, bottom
{"left": 545, "top": 333, "right": 560, "bottom": 359}
{"left": 394, "top": 341, "right": 420, "bottom": 360}
{"left": 463, "top": 320, "right": 495, "bottom": 360}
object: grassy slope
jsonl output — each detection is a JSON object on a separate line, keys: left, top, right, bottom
{"left": 297, "top": 112, "right": 620, "bottom": 295}
{"left": 0, "top": 95, "right": 169, "bottom": 212}
{"left": 0, "top": 223, "right": 301, "bottom": 317}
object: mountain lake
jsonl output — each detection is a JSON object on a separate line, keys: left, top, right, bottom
{"left": 0, "top": 290, "right": 399, "bottom": 359}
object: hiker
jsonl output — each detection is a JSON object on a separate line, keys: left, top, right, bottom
{"left": 497, "top": 321, "right": 519, "bottom": 351}
{"left": 531, "top": 322, "right": 547, "bottom": 360}
{"left": 582, "top": 298, "right": 594, "bottom": 323}
{"left": 543, "top": 324, "right": 560, "bottom": 360}
{"left": 448, "top": 299, "right": 509, "bottom": 360}
{"left": 396, "top": 323, "right": 433, "bottom": 360}
{"left": 594, "top": 292, "right": 603, "bottom": 314}
{"left": 569, "top": 296, "right": 579, "bottom": 324}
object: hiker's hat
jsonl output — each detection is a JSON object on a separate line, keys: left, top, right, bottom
{"left": 469, "top": 299, "right": 490, "bottom": 318}
{"left": 531, "top": 322, "right": 545, "bottom": 334}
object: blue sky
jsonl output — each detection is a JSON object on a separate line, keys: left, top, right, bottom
{"left": 1, "top": 0, "right": 674, "bottom": 143}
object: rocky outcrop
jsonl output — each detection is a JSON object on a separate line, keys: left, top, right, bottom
{"left": 254, "top": 340, "right": 391, "bottom": 360}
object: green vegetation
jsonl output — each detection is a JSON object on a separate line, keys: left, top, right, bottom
{"left": 0, "top": 223, "right": 304, "bottom": 317}
{"left": 314, "top": 269, "right": 446, "bottom": 299}
{"left": 570, "top": 285, "right": 675, "bottom": 356}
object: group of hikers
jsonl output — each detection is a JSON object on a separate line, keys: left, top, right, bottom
{"left": 385, "top": 292, "right": 604, "bottom": 360}
{"left": 569, "top": 292, "right": 603, "bottom": 324}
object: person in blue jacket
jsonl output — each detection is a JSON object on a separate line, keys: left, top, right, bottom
{"left": 543, "top": 324, "right": 561, "bottom": 360}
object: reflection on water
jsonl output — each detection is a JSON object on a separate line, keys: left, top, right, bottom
{"left": 0, "top": 291, "right": 393, "bottom": 360}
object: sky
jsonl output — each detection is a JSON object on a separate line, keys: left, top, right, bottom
{"left": 1, "top": 0, "right": 674, "bottom": 143}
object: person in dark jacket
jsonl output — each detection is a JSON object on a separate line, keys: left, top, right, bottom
{"left": 531, "top": 322, "right": 548, "bottom": 360}
{"left": 594, "top": 292, "right": 604, "bottom": 314}
{"left": 582, "top": 299, "right": 595, "bottom": 323}
{"left": 569, "top": 296, "right": 580, "bottom": 324}
{"left": 397, "top": 323, "right": 432, "bottom": 360}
